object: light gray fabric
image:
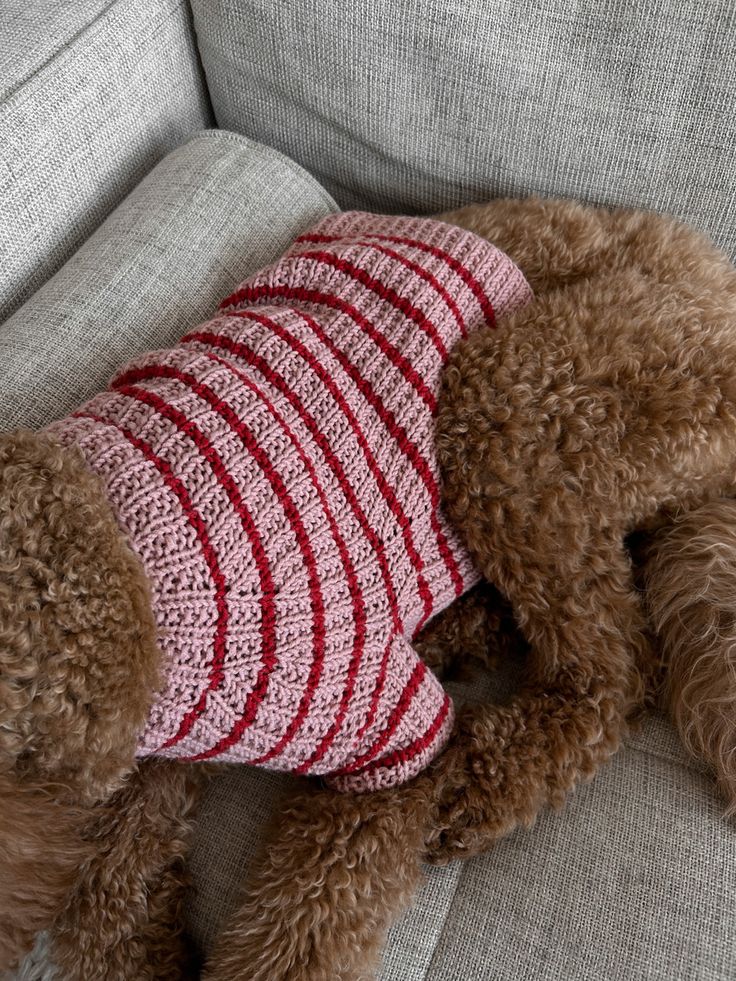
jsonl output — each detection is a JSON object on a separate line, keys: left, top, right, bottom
{"left": 191, "top": 0, "right": 736, "bottom": 258}
{"left": 0, "top": 0, "right": 214, "bottom": 324}
{"left": 187, "top": 767, "right": 294, "bottom": 955}
{"left": 384, "top": 719, "right": 736, "bottom": 981}
{"left": 383, "top": 720, "right": 735, "bottom": 981}
{"left": 0, "top": 130, "right": 338, "bottom": 432}
{"left": 0, "top": 0, "right": 112, "bottom": 98}
{"left": 381, "top": 719, "right": 736, "bottom": 981}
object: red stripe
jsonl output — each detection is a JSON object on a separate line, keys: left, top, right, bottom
{"left": 346, "top": 692, "right": 452, "bottom": 780}
{"left": 219, "top": 258, "right": 463, "bottom": 597}
{"left": 297, "top": 306, "right": 466, "bottom": 606}
{"left": 73, "top": 410, "right": 244, "bottom": 750}
{"left": 102, "top": 385, "right": 278, "bottom": 751}
{"left": 292, "top": 250, "right": 449, "bottom": 358}
{"left": 178, "top": 351, "right": 368, "bottom": 771}
{"left": 218, "top": 284, "right": 437, "bottom": 413}
{"left": 229, "top": 310, "right": 435, "bottom": 629}
{"left": 293, "top": 237, "right": 468, "bottom": 338}
{"left": 345, "top": 238, "right": 469, "bottom": 338}
{"left": 296, "top": 231, "right": 496, "bottom": 328}
{"left": 352, "top": 632, "right": 396, "bottom": 744}
{"left": 212, "top": 306, "right": 465, "bottom": 603}
{"left": 331, "top": 658, "right": 428, "bottom": 776}
{"left": 113, "top": 367, "right": 327, "bottom": 763}
{"left": 182, "top": 329, "right": 406, "bottom": 636}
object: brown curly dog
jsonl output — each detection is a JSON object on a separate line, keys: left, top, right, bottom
{"left": 3, "top": 197, "right": 736, "bottom": 981}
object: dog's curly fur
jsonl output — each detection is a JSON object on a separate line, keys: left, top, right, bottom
{"left": 3, "top": 197, "right": 736, "bottom": 980}
{"left": 0, "top": 429, "right": 163, "bottom": 972}
{"left": 50, "top": 759, "right": 207, "bottom": 981}
{"left": 423, "top": 197, "right": 736, "bottom": 861}
{"left": 643, "top": 499, "right": 736, "bottom": 812}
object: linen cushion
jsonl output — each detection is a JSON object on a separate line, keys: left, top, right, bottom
{"left": 190, "top": 0, "right": 736, "bottom": 258}
{"left": 0, "top": 0, "right": 214, "bottom": 324}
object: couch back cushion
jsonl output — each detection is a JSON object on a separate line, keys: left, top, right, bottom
{"left": 190, "top": 0, "right": 736, "bottom": 257}
{"left": 0, "top": 0, "right": 214, "bottom": 325}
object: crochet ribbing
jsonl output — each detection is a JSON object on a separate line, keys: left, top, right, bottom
{"left": 46, "top": 211, "right": 531, "bottom": 792}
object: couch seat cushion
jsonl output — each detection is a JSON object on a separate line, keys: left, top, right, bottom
{"left": 0, "top": 129, "right": 337, "bottom": 431}
{"left": 3, "top": 130, "right": 735, "bottom": 981}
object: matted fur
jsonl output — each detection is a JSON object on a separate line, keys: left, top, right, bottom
{"left": 4, "top": 198, "right": 736, "bottom": 980}
{"left": 644, "top": 499, "right": 736, "bottom": 811}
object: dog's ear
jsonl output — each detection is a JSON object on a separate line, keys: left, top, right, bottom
{"left": 0, "top": 770, "right": 94, "bottom": 972}
{"left": 0, "top": 429, "right": 67, "bottom": 772}
{"left": 0, "top": 431, "right": 96, "bottom": 970}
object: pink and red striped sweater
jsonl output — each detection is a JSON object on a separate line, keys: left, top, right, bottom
{"left": 46, "top": 212, "right": 531, "bottom": 791}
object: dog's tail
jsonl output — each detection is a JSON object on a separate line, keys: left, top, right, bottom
{"left": 644, "top": 499, "right": 736, "bottom": 812}
{"left": 0, "top": 771, "right": 94, "bottom": 973}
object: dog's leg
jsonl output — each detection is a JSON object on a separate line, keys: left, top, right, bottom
{"left": 425, "top": 528, "right": 648, "bottom": 861}
{"left": 414, "top": 579, "right": 527, "bottom": 679}
{"left": 0, "top": 773, "right": 96, "bottom": 972}
{"left": 202, "top": 780, "right": 431, "bottom": 981}
{"left": 50, "top": 760, "right": 206, "bottom": 981}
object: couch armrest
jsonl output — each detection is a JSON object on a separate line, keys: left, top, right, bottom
{"left": 0, "top": 0, "right": 214, "bottom": 324}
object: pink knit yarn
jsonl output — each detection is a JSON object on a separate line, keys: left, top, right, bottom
{"left": 47, "top": 212, "right": 531, "bottom": 792}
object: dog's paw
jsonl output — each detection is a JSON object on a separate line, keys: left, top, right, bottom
{"left": 425, "top": 692, "right": 622, "bottom": 863}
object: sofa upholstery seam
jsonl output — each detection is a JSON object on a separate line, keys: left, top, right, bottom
{"left": 185, "top": 128, "right": 340, "bottom": 213}
{"left": 0, "top": 0, "right": 189, "bottom": 106}
{"left": 420, "top": 860, "right": 471, "bottom": 981}
{"left": 622, "top": 738, "right": 709, "bottom": 776}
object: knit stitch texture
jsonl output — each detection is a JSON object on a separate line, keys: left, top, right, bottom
{"left": 46, "top": 211, "right": 531, "bottom": 791}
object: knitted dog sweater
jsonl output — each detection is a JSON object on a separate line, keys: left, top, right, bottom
{"left": 47, "top": 211, "right": 531, "bottom": 791}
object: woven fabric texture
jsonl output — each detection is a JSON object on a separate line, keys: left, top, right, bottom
{"left": 0, "top": 130, "right": 338, "bottom": 433}
{"left": 0, "top": 0, "right": 214, "bottom": 324}
{"left": 0, "top": 0, "right": 112, "bottom": 98}
{"left": 191, "top": 0, "right": 736, "bottom": 258}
